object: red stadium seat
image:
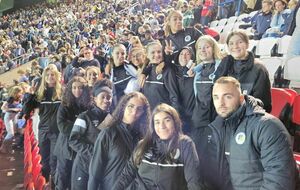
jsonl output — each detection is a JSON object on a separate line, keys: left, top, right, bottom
{"left": 292, "top": 95, "right": 300, "bottom": 126}
{"left": 35, "top": 175, "right": 46, "bottom": 190}
{"left": 271, "top": 88, "right": 295, "bottom": 134}
{"left": 294, "top": 153, "right": 300, "bottom": 170}
{"left": 32, "top": 163, "right": 42, "bottom": 184}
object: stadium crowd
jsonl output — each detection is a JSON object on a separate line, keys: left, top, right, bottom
{"left": 0, "top": 0, "right": 300, "bottom": 189}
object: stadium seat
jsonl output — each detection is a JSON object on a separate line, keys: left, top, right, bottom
{"left": 292, "top": 95, "right": 300, "bottom": 126}
{"left": 249, "top": 10, "right": 258, "bottom": 18}
{"left": 210, "top": 20, "right": 219, "bottom": 27}
{"left": 260, "top": 57, "right": 284, "bottom": 84}
{"left": 294, "top": 153, "right": 300, "bottom": 170}
{"left": 35, "top": 175, "right": 46, "bottom": 190}
{"left": 248, "top": 40, "right": 258, "bottom": 53}
{"left": 277, "top": 35, "right": 292, "bottom": 57}
{"left": 218, "top": 18, "right": 228, "bottom": 26}
{"left": 32, "top": 163, "right": 42, "bottom": 184}
{"left": 211, "top": 25, "right": 224, "bottom": 33}
{"left": 237, "top": 13, "right": 249, "bottom": 22}
{"left": 284, "top": 56, "right": 300, "bottom": 88}
{"left": 256, "top": 37, "right": 279, "bottom": 57}
{"left": 219, "top": 23, "right": 235, "bottom": 44}
{"left": 227, "top": 16, "right": 238, "bottom": 24}
{"left": 271, "top": 88, "right": 294, "bottom": 134}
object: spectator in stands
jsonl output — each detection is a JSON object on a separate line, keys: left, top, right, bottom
{"left": 192, "top": 0, "right": 203, "bottom": 25}
{"left": 215, "top": 30, "right": 272, "bottom": 113}
{"left": 201, "top": 0, "right": 217, "bottom": 26}
{"left": 181, "top": 1, "right": 195, "bottom": 28}
{"left": 54, "top": 76, "right": 91, "bottom": 190}
{"left": 25, "top": 64, "right": 62, "bottom": 185}
{"left": 141, "top": 30, "right": 155, "bottom": 46}
{"left": 287, "top": 0, "right": 300, "bottom": 58}
{"left": 208, "top": 76, "right": 296, "bottom": 189}
{"left": 85, "top": 66, "right": 102, "bottom": 88}
{"left": 17, "top": 69, "right": 29, "bottom": 83}
{"left": 69, "top": 79, "right": 113, "bottom": 190}
{"left": 252, "top": 0, "right": 273, "bottom": 40}
{"left": 113, "top": 103, "right": 204, "bottom": 190}
{"left": 283, "top": 0, "right": 299, "bottom": 35}
{"left": 263, "top": 0, "right": 291, "bottom": 38}
{"left": 64, "top": 47, "right": 100, "bottom": 84}
{"left": 88, "top": 92, "right": 151, "bottom": 190}
{"left": 0, "top": 86, "right": 23, "bottom": 154}
{"left": 143, "top": 41, "right": 181, "bottom": 111}
{"left": 164, "top": 10, "right": 202, "bottom": 63}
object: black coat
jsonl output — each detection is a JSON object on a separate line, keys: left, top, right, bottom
{"left": 112, "top": 136, "right": 203, "bottom": 190}
{"left": 88, "top": 122, "right": 140, "bottom": 190}
{"left": 204, "top": 96, "right": 296, "bottom": 189}
{"left": 215, "top": 52, "right": 272, "bottom": 113}
{"left": 69, "top": 106, "right": 108, "bottom": 173}
{"left": 143, "top": 64, "right": 181, "bottom": 111}
{"left": 54, "top": 103, "right": 86, "bottom": 160}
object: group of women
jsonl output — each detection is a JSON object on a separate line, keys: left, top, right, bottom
{"left": 0, "top": 9, "right": 272, "bottom": 190}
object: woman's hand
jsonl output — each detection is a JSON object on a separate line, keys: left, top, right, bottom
{"left": 164, "top": 40, "right": 173, "bottom": 55}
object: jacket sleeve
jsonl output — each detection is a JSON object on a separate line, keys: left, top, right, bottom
{"left": 88, "top": 129, "right": 109, "bottom": 190}
{"left": 57, "top": 105, "right": 75, "bottom": 135}
{"left": 164, "top": 66, "right": 181, "bottom": 112}
{"left": 112, "top": 157, "right": 138, "bottom": 190}
{"left": 181, "top": 138, "right": 204, "bottom": 190}
{"left": 69, "top": 114, "right": 93, "bottom": 155}
{"left": 257, "top": 117, "right": 296, "bottom": 190}
{"left": 252, "top": 64, "right": 272, "bottom": 113}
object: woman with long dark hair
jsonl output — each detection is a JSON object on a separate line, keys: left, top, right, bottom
{"left": 112, "top": 103, "right": 203, "bottom": 190}
{"left": 88, "top": 92, "right": 151, "bottom": 190}
{"left": 69, "top": 79, "right": 113, "bottom": 190}
{"left": 54, "top": 76, "right": 91, "bottom": 190}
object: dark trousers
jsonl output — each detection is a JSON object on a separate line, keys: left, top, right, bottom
{"left": 38, "top": 128, "right": 57, "bottom": 181}
{"left": 55, "top": 156, "right": 73, "bottom": 190}
{"left": 71, "top": 155, "right": 89, "bottom": 190}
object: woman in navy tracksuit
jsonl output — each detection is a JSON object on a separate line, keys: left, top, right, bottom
{"left": 88, "top": 92, "right": 151, "bottom": 190}
{"left": 142, "top": 41, "right": 181, "bottom": 111}
{"left": 69, "top": 79, "right": 113, "bottom": 190}
{"left": 189, "top": 35, "right": 223, "bottom": 188}
{"left": 54, "top": 76, "right": 91, "bottom": 190}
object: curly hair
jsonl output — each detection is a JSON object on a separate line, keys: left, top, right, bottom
{"left": 62, "top": 76, "right": 91, "bottom": 109}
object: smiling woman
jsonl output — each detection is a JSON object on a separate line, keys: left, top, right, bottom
{"left": 215, "top": 30, "right": 272, "bottom": 113}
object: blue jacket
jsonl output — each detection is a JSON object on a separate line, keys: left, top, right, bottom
{"left": 253, "top": 11, "right": 272, "bottom": 39}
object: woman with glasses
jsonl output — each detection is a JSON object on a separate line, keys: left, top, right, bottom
{"left": 69, "top": 79, "right": 113, "bottom": 190}
{"left": 112, "top": 103, "right": 204, "bottom": 190}
{"left": 88, "top": 92, "right": 151, "bottom": 190}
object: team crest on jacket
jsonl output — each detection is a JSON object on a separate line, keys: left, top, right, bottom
{"left": 235, "top": 132, "right": 246, "bottom": 145}
{"left": 157, "top": 74, "right": 162, "bottom": 80}
{"left": 184, "top": 35, "right": 191, "bottom": 42}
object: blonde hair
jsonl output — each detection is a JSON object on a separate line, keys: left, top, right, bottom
{"left": 8, "top": 85, "right": 23, "bottom": 100}
{"left": 146, "top": 41, "right": 165, "bottom": 74}
{"left": 36, "top": 64, "right": 62, "bottom": 101}
{"left": 164, "top": 10, "right": 183, "bottom": 37}
{"left": 195, "top": 35, "right": 223, "bottom": 64}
